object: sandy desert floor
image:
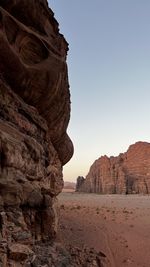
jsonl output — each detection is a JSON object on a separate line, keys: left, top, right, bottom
{"left": 57, "top": 192, "right": 150, "bottom": 267}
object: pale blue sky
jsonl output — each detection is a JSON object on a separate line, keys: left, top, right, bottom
{"left": 49, "top": 1, "right": 150, "bottom": 181}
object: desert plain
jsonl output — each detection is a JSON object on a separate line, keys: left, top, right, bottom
{"left": 58, "top": 192, "right": 150, "bottom": 267}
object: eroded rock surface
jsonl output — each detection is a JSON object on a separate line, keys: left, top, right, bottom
{"left": 0, "top": 0, "right": 73, "bottom": 165}
{"left": 0, "top": 0, "right": 75, "bottom": 266}
{"left": 77, "top": 142, "right": 150, "bottom": 194}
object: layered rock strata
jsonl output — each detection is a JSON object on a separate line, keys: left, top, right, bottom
{"left": 77, "top": 142, "right": 150, "bottom": 194}
{"left": 0, "top": 0, "right": 75, "bottom": 266}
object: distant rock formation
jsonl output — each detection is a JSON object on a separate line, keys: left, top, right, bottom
{"left": 77, "top": 142, "right": 150, "bottom": 194}
{"left": 76, "top": 176, "right": 85, "bottom": 191}
{"left": 64, "top": 181, "right": 76, "bottom": 190}
{"left": 0, "top": 0, "right": 74, "bottom": 265}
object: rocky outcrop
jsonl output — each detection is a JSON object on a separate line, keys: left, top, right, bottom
{"left": 76, "top": 176, "right": 85, "bottom": 191}
{"left": 0, "top": 0, "right": 75, "bottom": 266}
{"left": 77, "top": 142, "right": 150, "bottom": 194}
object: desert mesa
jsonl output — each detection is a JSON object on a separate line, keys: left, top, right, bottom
{"left": 76, "top": 141, "right": 150, "bottom": 194}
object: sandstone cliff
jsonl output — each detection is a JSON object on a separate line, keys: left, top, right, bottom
{"left": 0, "top": 1, "right": 106, "bottom": 266}
{"left": 77, "top": 142, "right": 150, "bottom": 194}
{"left": 0, "top": 0, "right": 73, "bottom": 265}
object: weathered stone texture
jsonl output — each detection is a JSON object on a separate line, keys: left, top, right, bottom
{"left": 0, "top": 0, "right": 74, "bottom": 266}
{"left": 0, "top": 0, "right": 73, "bottom": 165}
{"left": 77, "top": 142, "right": 150, "bottom": 194}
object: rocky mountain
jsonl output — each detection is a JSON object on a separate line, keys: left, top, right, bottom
{"left": 76, "top": 142, "right": 150, "bottom": 194}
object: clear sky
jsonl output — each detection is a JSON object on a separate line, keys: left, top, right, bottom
{"left": 48, "top": 1, "right": 150, "bottom": 182}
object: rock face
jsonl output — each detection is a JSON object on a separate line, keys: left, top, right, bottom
{"left": 0, "top": 0, "right": 73, "bottom": 165}
{"left": 77, "top": 142, "right": 150, "bottom": 194}
{"left": 0, "top": 1, "right": 75, "bottom": 266}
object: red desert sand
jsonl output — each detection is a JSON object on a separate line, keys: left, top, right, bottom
{"left": 57, "top": 192, "right": 150, "bottom": 267}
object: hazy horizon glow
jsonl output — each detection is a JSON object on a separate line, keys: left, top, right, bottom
{"left": 49, "top": 1, "right": 150, "bottom": 182}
